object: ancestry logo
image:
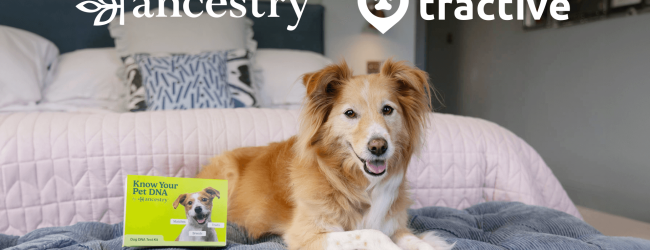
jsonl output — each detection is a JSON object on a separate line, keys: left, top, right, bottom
{"left": 76, "top": 0, "right": 308, "bottom": 31}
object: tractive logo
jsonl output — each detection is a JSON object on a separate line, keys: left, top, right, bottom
{"left": 359, "top": 0, "right": 571, "bottom": 34}
{"left": 358, "top": 0, "right": 409, "bottom": 34}
{"left": 76, "top": 0, "right": 308, "bottom": 31}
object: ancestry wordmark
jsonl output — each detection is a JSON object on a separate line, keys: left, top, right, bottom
{"left": 77, "top": 0, "right": 308, "bottom": 31}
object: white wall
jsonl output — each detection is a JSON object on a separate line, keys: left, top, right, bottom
{"left": 449, "top": 5, "right": 650, "bottom": 222}
{"left": 321, "top": 0, "right": 417, "bottom": 74}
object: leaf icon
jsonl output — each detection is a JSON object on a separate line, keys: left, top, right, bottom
{"left": 76, "top": 0, "right": 124, "bottom": 26}
{"left": 95, "top": 7, "right": 119, "bottom": 26}
{"left": 76, "top": 1, "right": 103, "bottom": 13}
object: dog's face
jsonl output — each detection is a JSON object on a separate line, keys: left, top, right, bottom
{"left": 173, "top": 187, "right": 220, "bottom": 225}
{"left": 300, "top": 60, "right": 431, "bottom": 178}
{"left": 330, "top": 74, "right": 401, "bottom": 177}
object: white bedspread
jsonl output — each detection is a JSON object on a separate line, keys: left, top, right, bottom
{"left": 0, "top": 109, "right": 580, "bottom": 235}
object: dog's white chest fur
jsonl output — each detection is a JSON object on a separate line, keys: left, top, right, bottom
{"left": 357, "top": 171, "right": 404, "bottom": 236}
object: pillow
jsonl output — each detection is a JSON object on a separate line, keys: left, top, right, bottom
{"left": 134, "top": 51, "right": 234, "bottom": 111}
{"left": 122, "top": 55, "right": 147, "bottom": 111}
{"left": 125, "top": 49, "right": 257, "bottom": 111}
{"left": 42, "top": 48, "right": 126, "bottom": 111}
{"left": 226, "top": 50, "right": 259, "bottom": 108}
{"left": 109, "top": 8, "right": 256, "bottom": 57}
{"left": 110, "top": 7, "right": 258, "bottom": 111}
{"left": 255, "top": 49, "right": 333, "bottom": 108}
{"left": 0, "top": 25, "right": 59, "bottom": 108}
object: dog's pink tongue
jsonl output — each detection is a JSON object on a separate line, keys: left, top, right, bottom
{"left": 367, "top": 162, "right": 387, "bottom": 174}
{"left": 197, "top": 218, "right": 206, "bottom": 224}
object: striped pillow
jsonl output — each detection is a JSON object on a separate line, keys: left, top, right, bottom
{"left": 134, "top": 51, "right": 234, "bottom": 110}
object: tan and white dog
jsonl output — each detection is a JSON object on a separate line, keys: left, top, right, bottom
{"left": 173, "top": 187, "right": 220, "bottom": 242}
{"left": 197, "top": 60, "right": 453, "bottom": 250}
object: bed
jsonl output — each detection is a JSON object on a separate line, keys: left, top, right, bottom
{"left": 5, "top": 110, "right": 650, "bottom": 249}
{"left": 0, "top": 109, "right": 581, "bottom": 236}
{"left": 2, "top": 1, "right": 644, "bottom": 249}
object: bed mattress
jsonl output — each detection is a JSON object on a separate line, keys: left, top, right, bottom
{"left": 0, "top": 109, "right": 581, "bottom": 235}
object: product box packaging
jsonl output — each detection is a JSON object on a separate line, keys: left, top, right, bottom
{"left": 123, "top": 175, "right": 228, "bottom": 247}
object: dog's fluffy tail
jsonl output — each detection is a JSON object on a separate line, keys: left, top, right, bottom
{"left": 196, "top": 150, "right": 242, "bottom": 198}
{"left": 417, "top": 231, "right": 455, "bottom": 250}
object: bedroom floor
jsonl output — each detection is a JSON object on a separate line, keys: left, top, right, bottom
{"left": 578, "top": 206, "right": 650, "bottom": 240}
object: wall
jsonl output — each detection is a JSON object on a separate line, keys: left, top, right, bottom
{"left": 321, "top": 0, "right": 417, "bottom": 74}
{"left": 446, "top": 5, "right": 650, "bottom": 222}
{"left": 425, "top": 3, "right": 461, "bottom": 113}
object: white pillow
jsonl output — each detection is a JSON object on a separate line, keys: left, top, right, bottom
{"left": 255, "top": 49, "right": 333, "bottom": 108}
{"left": 42, "top": 48, "right": 126, "bottom": 111}
{"left": 0, "top": 25, "right": 59, "bottom": 108}
{"left": 108, "top": 8, "right": 256, "bottom": 56}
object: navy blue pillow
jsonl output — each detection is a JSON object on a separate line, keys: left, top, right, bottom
{"left": 134, "top": 51, "right": 234, "bottom": 110}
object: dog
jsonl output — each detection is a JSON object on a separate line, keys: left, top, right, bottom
{"left": 196, "top": 60, "right": 453, "bottom": 250}
{"left": 173, "top": 187, "right": 220, "bottom": 242}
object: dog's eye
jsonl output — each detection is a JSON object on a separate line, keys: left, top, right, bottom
{"left": 344, "top": 110, "right": 356, "bottom": 118}
{"left": 202, "top": 198, "right": 207, "bottom": 202}
{"left": 188, "top": 201, "right": 192, "bottom": 205}
{"left": 382, "top": 106, "right": 394, "bottom": 115}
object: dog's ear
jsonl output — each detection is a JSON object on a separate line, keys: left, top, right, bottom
{"left": 204, "top": 187, "right": 220, "bottom": 199}
{"left": 173, "top": 193, "right": 187, "bottom": 209}
{"left": 301, "top": 72, "right": 316, "bottom": 93}
{"left": 380, "top": 59, "right": 431, "bottom": 105}
{"left": 299, "top": 61, "right": 353, "bottom": 147}
{"left": 301, "top": 60, "right": 352, "bottom": 97}
{"left": 380, "top": 59, "right": 433, "bottom": 152}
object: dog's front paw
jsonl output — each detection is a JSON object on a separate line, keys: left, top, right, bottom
{"left": 398, "top": 235, "right": 436, "bottom": 250}
{"left": 418, "top": 232, "right": 454, "bottom": 250}
{"left": 325, "top": 229, "right": 402, "bottom": 250}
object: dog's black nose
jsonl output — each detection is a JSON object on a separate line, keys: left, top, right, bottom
{"left": 368, "top": 138, "right": 388, "bottom": 156}
{"left": 194, "top": 207, "right": 202, "bottom": 213}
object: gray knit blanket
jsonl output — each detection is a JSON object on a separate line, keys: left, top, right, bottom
{"left": 2, "top": 202, "right": 649, "bottom": 250}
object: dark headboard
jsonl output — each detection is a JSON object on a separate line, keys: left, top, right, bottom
{"left": 0, "top": 0, "right": 324, "bottom": 54}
